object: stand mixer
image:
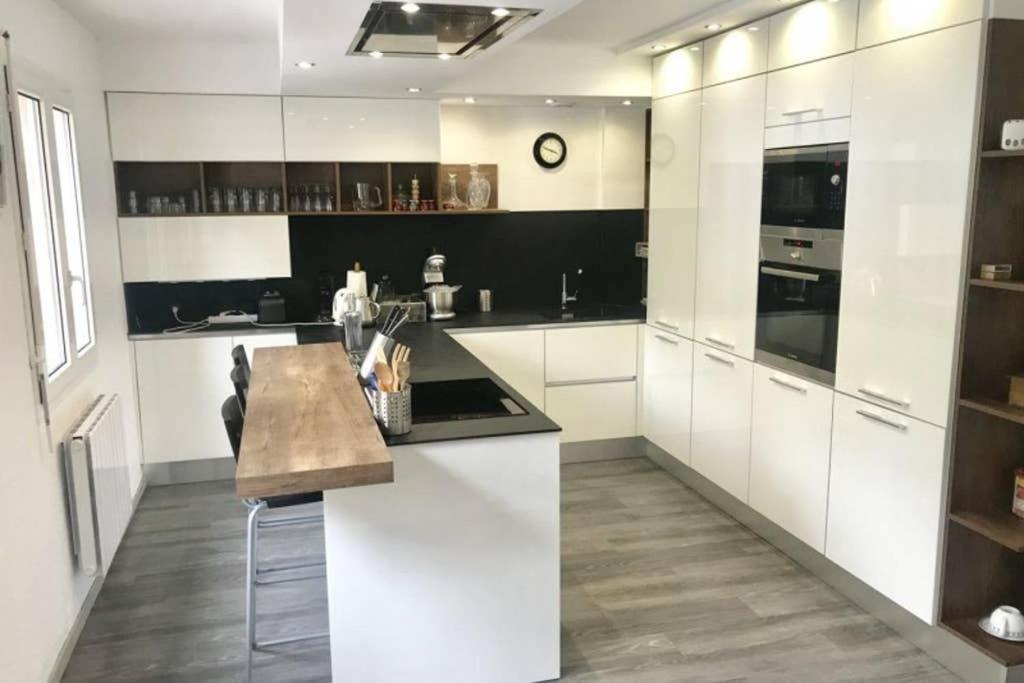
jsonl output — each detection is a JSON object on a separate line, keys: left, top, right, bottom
{"left": 422, "top": 253, "right": 461, "bottom": 321}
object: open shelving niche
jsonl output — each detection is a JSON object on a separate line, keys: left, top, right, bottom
{"left": 114, "top": 161, "right": 504, "bottom": 217}
{"left": 939, "top": 19, "right": 1024, "bottom": 670}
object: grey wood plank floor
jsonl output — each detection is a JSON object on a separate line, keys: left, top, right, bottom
{"left": 63, "top": 458, "right": 960, "bottom": 682}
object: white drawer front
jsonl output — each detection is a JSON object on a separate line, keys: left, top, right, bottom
{"left": 767, "top": 0, "right": 857, "bottom": 70}
{"left": 545, "top": 381, "right": 637, "bottom": 443}
{"left": 765, "top": 54, "right": 854, "bottom": 128}
{"left": 545, "top": 325, "right": 638, "bottom": 384}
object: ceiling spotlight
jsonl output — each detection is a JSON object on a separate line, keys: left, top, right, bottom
{"left": 464, "top": 96, "right": 476, "bottom": 104}
{"left": 438, "top": 53, "right": 452, "bottom": 61}
{"left": 689, "top": 45, "right": 701, "bottom": 51}
{"left": 747, "top": 25, "right": 760, "bottom": 31}
{"left": 369, "top": 50, "right": 383, "bottom": 59}
{"left": 492, "top": 7, "right": 511, "bottom": 17}
{"left": 295, "top": 60, "right": 315, "bottom": 69}
{"left": 545, "top": 98, "right": 556, "bottom": 105}
{"left": 408, "top": 87, "right": 422, "bottom": 93}
{"left": 401, "top": 3, "right": 420, "bottom": 13}
{"left": 705, "top": 23, "right": 721, "bottom": 30}
{"left": 622, "top": 100, "right": 633, "bottom": 106}
{"left": 651, "top": 43, "right": 667, "bottom": 50}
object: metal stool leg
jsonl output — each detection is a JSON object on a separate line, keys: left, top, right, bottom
{"left": 245, "top": 501, "right": 266, "bottom": 682}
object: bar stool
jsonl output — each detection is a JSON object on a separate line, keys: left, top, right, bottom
{"left": 231, "top": 364, "right": 249, "bottom": 415}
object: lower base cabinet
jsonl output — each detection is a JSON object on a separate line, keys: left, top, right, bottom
{"left": 450, "top": 329, "right": 545, "bottom": 410}
{"left": 545, "top": 381, "right": 637, "bottom": 443}
{"left": 749, "top": 365, "right": 833, "bottom": 552}
{"left": 825, "top": 393, "right": 946, "bottom": 623}
{"left": 641, "top": 326, "right": 693, "bottom": 464}
{"left": 690, "top": 345, "right": 754, "bottom": 502}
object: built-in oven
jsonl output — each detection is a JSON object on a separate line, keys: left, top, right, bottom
{"left": 762, "top": 143, "right": 848, "bottom": 232}
{"left": 755, "top": 227, "right": 842, "bottom": 386}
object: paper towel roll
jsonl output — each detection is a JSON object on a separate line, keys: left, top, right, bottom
{"left": 346, "top": 268, "right": 368, "bottom": 297}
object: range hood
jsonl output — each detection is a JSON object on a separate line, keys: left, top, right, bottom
{"left": 348, "top": 2, "right": 541, "bottom": 59}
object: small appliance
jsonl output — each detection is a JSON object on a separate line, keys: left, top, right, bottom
{"left": 424, "top": 285, "right": 462, "bottom": 321}
{"left": 1002, "top": 119, "right": 1024, "bottom": 151}
{"left": 257, "top": 291, "right": 286, "bottom": 324}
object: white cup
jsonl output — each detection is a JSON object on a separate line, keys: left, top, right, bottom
{"left": 988, "top": 606, "right": 1024, "bottom": 638}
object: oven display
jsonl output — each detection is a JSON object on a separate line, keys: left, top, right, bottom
{"left": 783, "top": 238, "right": 813, "bottom": 249}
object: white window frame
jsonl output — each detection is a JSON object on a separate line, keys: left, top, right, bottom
{"left": 6, "top": 57, "right": 97, "bottom": 404}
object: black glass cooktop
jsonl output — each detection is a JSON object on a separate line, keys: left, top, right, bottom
{"left": 411, "top": 378, "right": 527, "bottom": 424}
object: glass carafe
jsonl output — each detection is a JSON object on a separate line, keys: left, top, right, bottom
{"left": 466, "top": 164, "right": 491, "bottom": 210}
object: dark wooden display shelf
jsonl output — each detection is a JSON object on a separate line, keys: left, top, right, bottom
{"left": 970, "top": 278, "right": 1024, "bottom": 292}
{"left": 950, "top": 510, "right": 1024, "bottom": 552}
{"left": 941, "top": 618, "right": 1024, "bottom": 667}
{"left": 960, "top": 397, "right": 1024, "bottom": 425}
{"left": 981, "top": 149, "right": 1024, "bottom": 158}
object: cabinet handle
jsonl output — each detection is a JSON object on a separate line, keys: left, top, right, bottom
{"left": 704, "top": 352, "right": 735, "bottom": 367}
{"left": 655, "top": 320, "right": 680, "bottom": 332}
{"left": 769, "top": 376, "right": 807, "bottom": 394}
{"left": 704, "top": 336, "right": 735, "bottom": 350}
{"left": 856, "top": 409, "right": 908, "bottom": 432}
{"left": 857, "top": 387, "right": 910, "bottom": 408}
{"left": 546, "top": 376, "right": 636, "bottom": 388}
{"left": 782, "top": 107, "right": 823, "bottom": 117}
{"left": 654, "top": 334, "right": 680, "bottom": 346}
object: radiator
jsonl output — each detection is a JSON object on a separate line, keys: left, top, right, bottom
{"left": 62, "top": 394, "right": 132, "bottom": 575}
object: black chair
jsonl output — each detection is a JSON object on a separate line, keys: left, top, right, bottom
{"left": 232, "top": 344, "right": 252, "bottom": 381}
{"left": 230, "top": 364, "right": 249, "bottom": 415}
{"left": 223, "top": 392, "right": 327, "bottom": 681}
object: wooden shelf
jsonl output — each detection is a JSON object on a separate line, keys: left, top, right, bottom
{"left": 982, "top": 149, "right": 1024, "bottom": 158}
{"left": 120, "top": 209, "right": 510, "bottom": 219}
{"left": 941, "top": 618, "right": 1024, "bottom": 667}
{"left": 950, "top": 510, "right": 1024, "bottom": 552}
{"left": 960, "top": 397, "right": 1024, "bottom": 425}
{"left": 970, "top": 278, "right": 1024, "bottom": 292}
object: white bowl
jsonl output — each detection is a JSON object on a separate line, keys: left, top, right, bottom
{"left": 979, "top": 605, "right": 1024, "bottom": 642}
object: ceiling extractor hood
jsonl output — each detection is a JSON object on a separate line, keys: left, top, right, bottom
{"left": 348, "top": 2, "right": 541, "bottom": 59}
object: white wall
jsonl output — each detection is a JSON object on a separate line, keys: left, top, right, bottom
{"left": 989, "top": 0, "right": 1024, "bottom": 19}
{"left": 0, "top": 1, "right": 144, "bottom": 680}
{"left": 439, "top": 104, "right": 646, "bottom": 212}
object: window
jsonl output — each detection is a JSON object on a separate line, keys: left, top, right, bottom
{"left": 14, "top": 89, "right": 94, "bottom": 383}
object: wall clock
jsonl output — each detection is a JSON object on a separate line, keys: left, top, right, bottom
{"left": 533, "top": 132, "right": 567, "bottom": 169}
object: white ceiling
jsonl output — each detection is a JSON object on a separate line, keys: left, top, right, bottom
{"left": 57, "top": 0, "right": 281, "bottom": 41}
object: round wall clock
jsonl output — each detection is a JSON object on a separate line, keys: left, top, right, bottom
{"left": 533, "top": 132, "right": 567, "bottom": 169}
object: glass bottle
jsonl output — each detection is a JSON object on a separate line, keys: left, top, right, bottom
{"left": 443, "top": 172, "right": 464, "bottom": 210}
{"left": 466, "top": 164, "right": 491, "bottom": 210}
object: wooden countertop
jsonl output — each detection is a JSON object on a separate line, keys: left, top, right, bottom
{"left": 236, "top": 343, "right": 393, "bottom": 498}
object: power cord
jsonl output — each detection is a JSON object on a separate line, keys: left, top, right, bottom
{"left": 162, "top": 305, "right": 211, "bottom": 334}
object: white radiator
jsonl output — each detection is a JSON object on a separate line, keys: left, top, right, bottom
{"left": 62, "top": 394, "right": 132, "bottom": 575}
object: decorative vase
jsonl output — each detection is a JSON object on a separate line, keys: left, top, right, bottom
{"left": 466, "top": 164, "right": 491, "bottom": 210}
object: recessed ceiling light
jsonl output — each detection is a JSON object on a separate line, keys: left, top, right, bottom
{"left": 369, "top": 50, "right": 383, "bottom": 59}
{"left": 545, "top": 98, "right": 556, "bottom": 105}
{"left": 689, "top": 45, "right": 701, "bottom": 52}
{"left": 491, "top": 7, "right": 510, "bottom": 17}
{"left": 651, "top": 43, "right": 667, "bottom": 50}
{"left": 747, "top": 25, "right": 760, "bottom": 31}
{"left": 401, "top": 3, "right": 420, "bottom": 13}
{"left": 408, "top": 87, "right": 422, "bottom": 93}
{"left": 705, "top": 23, "right": 721, "bottom": 30}
{"left": 295, "top": 60, "right": 315, "bottom": 69}
{"left": 438, "top": 53, "right": 452, "bottom": 61}
{"left": 622, "top": 100, "right": 633, "bottom": 106}
{"left": 464, "top": 96, "right": 476, "bottom": 104}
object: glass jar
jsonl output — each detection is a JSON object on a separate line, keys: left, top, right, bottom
{"left": 466, "top": 164, "right": 491, "bottom": 210}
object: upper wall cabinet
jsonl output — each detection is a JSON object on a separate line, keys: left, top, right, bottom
{"left": 652, "top": 45, "right": 703, "bottom": 99}
{"left": 857, "top": 0, "right": 984, "bottom": 49}
{"left": 284, "top": 97, "right": 440, "bottom": 162}
{"left": 107, "top": 94, "right": 284, "bottom": 161}
{"left": 765, "top": 53, "right": 854, "bottom": 128}
{"left": 702, "top": 19, "right": 769, "bottom": 88}
{"left": 768, "top": 0, "right": 858, "bottom": 70}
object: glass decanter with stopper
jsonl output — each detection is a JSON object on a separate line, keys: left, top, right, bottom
{"left": 466, "top": 164, "right": 491, "bottom": 210}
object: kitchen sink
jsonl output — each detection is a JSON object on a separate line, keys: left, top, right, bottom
{"left": 538, "top": 304, "right": 638, "bottom": 321}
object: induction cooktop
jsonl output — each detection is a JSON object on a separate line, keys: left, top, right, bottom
{"left": 411, "top": 377, "right": 527, "bottom": 423}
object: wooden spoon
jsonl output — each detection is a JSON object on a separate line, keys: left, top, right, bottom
{"left": 374, "top": 362, "right": 394, "bottom": 392}
{"left": 395, "top": 360, "right": 411, "bottom": 391}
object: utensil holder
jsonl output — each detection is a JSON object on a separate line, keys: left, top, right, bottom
{"left": 373, "top": 385, "right": 412, "bottom": 436}
{"left": 359, "top": 332, "right": 396, "bottom": 380}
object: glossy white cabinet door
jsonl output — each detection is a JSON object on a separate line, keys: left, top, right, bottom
{"left": 767, "top": 0, "right": 857, "bottom": 70}
{"left": 836, "top": 24, "right": 981, "bottom": 427}
{"left": 233, "top": 332, "right": 298, "bottom": 373}
{"left": 450, "top": 329, "right": 546, "bottom": 410}
{"left": 545, "top": 381, "right": 637, "bottom": 443}
{"left": 702, "top": 19, "right": 769, "bottom": 87}
{"left": 108, "top": 94, "right": 284, "bottom": 161}
{"left": 749, "top": 365, "right": 833, "bottom": 552}
{"left": 641, "top": 327, "right": 693, "bottom": 464}
{"left": 652, "top": 46, "right": 703, "bottom": 98}
{"left": 119, "top": 216, "right": 291, "bottom": 283}
{"left": 857, "top": 0, "right": 983, "bottom": 49}
{"left": 694, "top": 76, "right": 765, "bottom": 360}
{"left": 283, "top": 97, "right": 440, "bottom": 161}
{"left": 826, "top": 394, "right": 946, "bottom": 623}
{"left": 648, "top": 91, "right": 701, "bottom": 338}
{"left": 135, "top": 337, "right": 235, "bottom": 463}
{"left": 691, "top": 345, "right": 754, "bottom": 502}
{"left": 545, "top": 325, "right": 638, "bottom": 384}
{"left": 765, "top": 54, "right": 854, "bottom": 128}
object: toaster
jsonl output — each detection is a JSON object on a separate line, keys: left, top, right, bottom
{"left": 1002, "top": 119, "right": 1024, "bottom": 151}
{"left": 257, "top": 290, "right": 287, "bottom": 324}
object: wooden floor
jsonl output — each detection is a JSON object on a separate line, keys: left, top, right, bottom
{"left": 63, "top": 458, "right": 960, "bottom": 682}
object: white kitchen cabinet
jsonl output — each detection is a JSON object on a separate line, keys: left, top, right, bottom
{"left": 702, "top": 19, "right": 769, "bottom": 87}
{"left": 545, "top": 325, "right": 637, "bottom": 384}
{"left": 107, "top": 93, "right": 284, "bottom": 161}
{"left": 836, "top": 24, "right": 981, "bottom": 427}
{"left": 641, "top": 326, "right": 693, "bottom": 464}
{"left": 857, "top": 0, "right": 984, "bottom": 49}
{"left": 652, "top": 45, "right": 703, "bottom": 98}
{"left": 693, "top": 76, "right": 765, "bottom": 360}
{"left": 765, "top": 54, "right": 854, "bottom": 128}
{"left": 764, "top": 118, "right": 851, "bottom": 149}
{"left": 545, "top": 381, "right": 637, "bottom": 443}
{"left": 283, "top": 97, "right": 440, "bottom": 161}
{"left": 826, "top": 394, "right": 946, "bottom": 623}
{"left": 690, "top": 344, "right": 754, "bottom": 502}
{"left": 648, "top": 90, "right": 701, "bottom": 339}
{"left": 450, "top": 329, "right": 546, "bottom": 410}
{"left": 767, "top": 0, "right": 857, "bottom": 70}
{"left": 119, "top": 215, "right": 291, "bottom": 283}
{"left": 749, "top": 365, "right": 833, "bottom": 552}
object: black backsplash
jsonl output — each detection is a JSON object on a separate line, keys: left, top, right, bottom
{"left": 123, "top": 210, "right": 644, "bottom": 333}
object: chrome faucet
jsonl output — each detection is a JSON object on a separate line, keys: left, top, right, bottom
{"left": 561, "top": 269, "right": 582, "bottom": 310}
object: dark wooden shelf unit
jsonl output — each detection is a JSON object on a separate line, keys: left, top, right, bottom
{"left": 939, "top": 20, "right": 1024, "bottom": 673}
{"left": 390, "top": 162, "right": 438, "bottom": 210}
{"left": 437, "top": 163, "right": 500, "bottom": 210}
{"left": 114, "top": 161, "right": 202, "bottom": 216}
{"left": 338, "top": 162, "right": 390, "bottom": 213}
{"left": 981, "top": 149, "right": 1024, "bottom": 158}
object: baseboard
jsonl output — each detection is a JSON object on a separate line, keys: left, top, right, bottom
{"left": 145, "top": 457, "right": 235, "bottom": 486}
{"left": 560, "top": 436, "right": 646, "bottom": 464}
{"left": 644, "top": 442, "right": 1014, "bottom": 683}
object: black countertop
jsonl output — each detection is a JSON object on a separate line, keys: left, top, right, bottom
{"left": 296, "top": 305, "right": 645, "bottom": 447}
